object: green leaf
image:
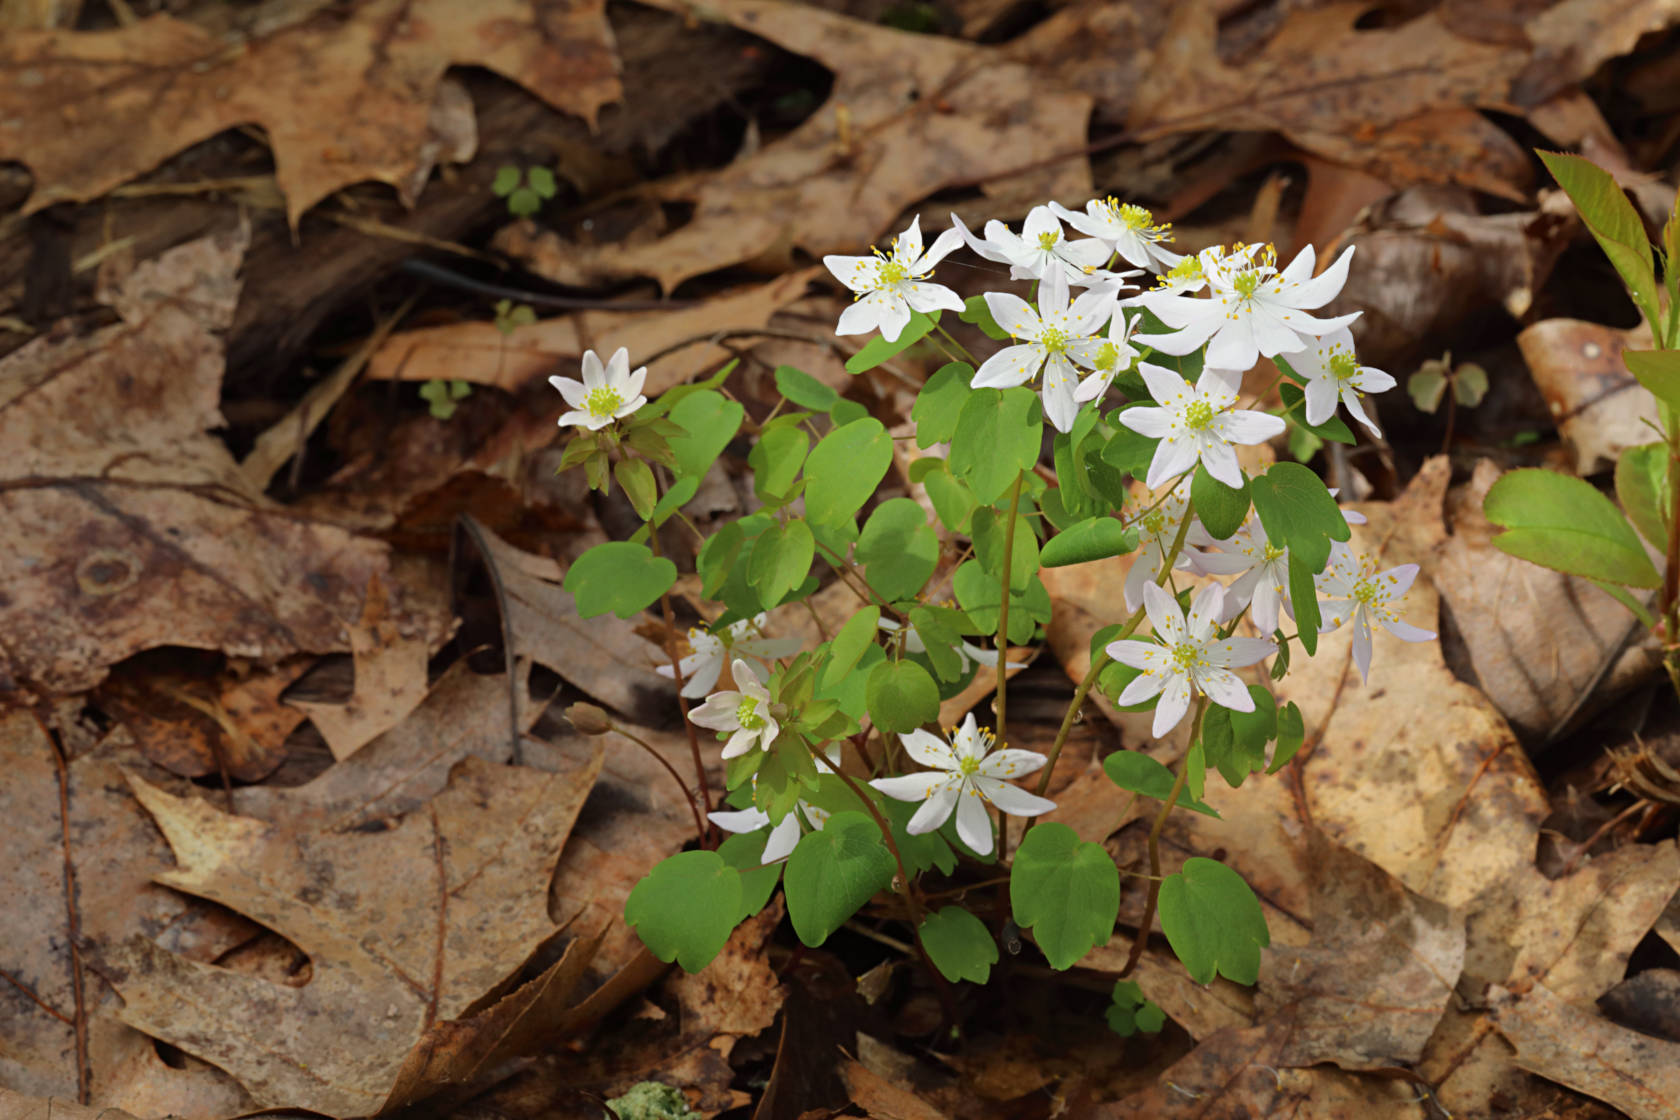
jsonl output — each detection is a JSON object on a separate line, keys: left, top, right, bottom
{"left": 1250, "top": 462, "right": 1351, "bottom": 572}
{"left": 1010, "top": 823, "right": 1120, "bottom": 970}
{"left": 823, "top": 606, "right": 881, "bottom": 688}
{"left": 846, "top": 310, "right": 940, "bottom": 373}
{"left": 922, "top": 462, "right": 977, "bottom": 532}
{"left": 1622, "top": 350, "right": 1680, "bottom": 413}
{"left": 866, "top": 658, "right": 940, "bottom": 733}
{"left": 668, "top": 389, "right": 744, "bottom": 479}
{"left": 613, "top": 458, "right": 658, "bottom": 520}
{"left": 748, "top": 423, "right": 810, "bottom": 504}
{"left": 507, "top": 188, "right": 540, "bottom": 218}
{"left": 1268, "top": 701, "right": 1305, "bottom": 773}
{"left": 490, "top": 165, "right": 521, "bottom": 196}
{"left": 1102, "top": 411, "right": 1159, "bottom": 477}
{"left": 624, "top": 851, "right": 743, "bottom": 972}
{"left": 1040, "top": 517, "right": 1136, "bottom": 567}
{"left": 1106, "top": 979, "right": 1165, "bottom": 1037}
{"left": 783, "top": 811, "right": 896, "bottom": 946}
{"left": 806, "top": 418, "right": 893, "bottom": 526}
{"left": 906, "top": 604, "right": 967, "bottom": 683}
{"left": 951, "top": 560, "right": 1051, "bottom": 644}
{"left": 912, "top": 362, "right": 974, "bottom": 448}
{"left": 1454, "top": 363, "right": 1489, "bottom": 408}
{"left": 1101, "top": 752, "right": 1218, "bottom": 817}
{"left": 645, "top": 476, "right": 700, "bottom": 531}
{"left": 1277, "top": 380, "right": 1355, "bottom": 445}
{"left": 831, "top": 399, "right": 869, "bottom": 427}
{"left": 1615, "top": 441, "right": 1671, "bottom": 551}
{"left": 1191, "top": 465, "right": 1251, "bottom": 540}
{"left": 774, "top": 365, "right": 840, "bottom": 411}
{"left": 1158, "top": 857, "right": 1269, "bottom": 985}
{"left": 1287, "top": 552, "right": 1320, "bottom": 656}
{"left": 1407, "top": 367, "right": 1448, "bottom": 413}
{"left": 716, "top": 830, "right": 784, "bottom": 922}
{"left": 563, "top": 542, "right": 677, "bottom": 620}
{"left": 1539, "top": 151, "right": 1661, "bottom": 330}
{"left": 1199, "top": 687, "right": 1277, "bottom": 788}
{"left": 748, "top": 519, "right": 815, "bottom": 605}
{"left": 949, "top": 387, "right": 1042, "bottom": 505}
{"left": 970, "top": 508, "right": 1039, "bottom": 591}
{"left": 1483, "top": 468, "right": 1660, "bottom": 588}
{"left": 527, "top": 166, "right": 558, "bottom": 199}
{"left": 857, "top": 499, "right": 940, "bottom": 600}
{"left": 919, "top": 906, "right": 998, "bottom": 984}
{"left": 959, "top": 293, "right": 1010, "bottom": 340}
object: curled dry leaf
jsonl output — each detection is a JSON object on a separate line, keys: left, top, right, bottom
{"left": 366, "top": 269, "right": 820, "bottom": 394}
{"left": 1433, "top": 459, "right": 1660, "bottom": 740}
{"left": 97, "top": 660, "right": 309, "bottom": 782}
{"left": 1491, "top": 982, "right": 1680, "bottom": 1120}
{"left": 0, "top": 225, "right": 387, "bottom": 694}
{"left": 0, "top": 0, "right": 620, "bottom": 225}
{"left": 104, "top": 748, "right": 603, "bottom": 1117}
{"left": 493, "top": 0, "right": 1092, "bottom": 291}
{"left": 1518, "top": 318, "right": 1659, "bottom": 475}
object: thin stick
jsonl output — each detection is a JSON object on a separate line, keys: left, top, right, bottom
{"left": 1119, "top": 699, "right": 1207, "bottom": 978}
{"left": 645, "top": 525, "right": 714, "bottom": 833}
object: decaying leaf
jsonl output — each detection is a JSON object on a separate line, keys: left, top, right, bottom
{"left": 104, "top": 747, "right": 603, "bottom": 1116}
{"left": 0, "top": 225, "right": 387, "bottom": 693}
{"left": 0, "top": 0, "right": 621, "bottom": 225}
{"left": 1492, "top": 982, "right": 1680, "bottom": 1120}
{"left": 1518, "top": 318, "right": 1660, "bottom": 475}
{"left": 494, "top": 0, "right": 1092, "bottom": 290}
{"left": 1433, "top": 459, "right": 1659, "bottom": 740}
{"left": 97, "top": 660, "right": 309, "bottom": 782}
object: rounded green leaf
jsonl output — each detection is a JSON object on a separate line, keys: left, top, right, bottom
{"left": 716, "top": 830, "right": 784, "bottom": 922}
{"left": 1249, "top": 463, "right": 1350, "bottom": 572}
{"left": 857, "top": 498, "right": 939, "bottom": 600}
{"left": 749, "top": 423, "right": 810, "bottom": 504}
{"left": 866, "top": 658, "right": 940, "bottom": 733}
{"left": 624, "top": 850, "right": 743, "bottom": 972}
{"left": 1157, "top": 857, "right": 1269, "bottom": 986}
{"left": 563, "top": 541, "right": 677, "bottom": 620}
{"left": 1102, "top": 752, "right": 1218, "bottom": 817}
{"left": 912, "top": 361, "right": 974, "bottom": 447}
{"left": 668, "top": 389, "right": 745, "bottom": 479}
{"left": 919, "top": 906, "right": 998, "bottom": 984}
{"left": 822, "top": 605, "right": 881, "bottom": 688}
{"left": 774, "top": 365, "right": 840, "bottom": 411}
{"left": 1484, "top": 468, "right": 1659, "bottom": 588}
{"left": 949, "top": 387, "right": 1042, "bottom": 505}
{"left": 613, "top": 458, "right": 657, "bottom": 520}
{"left": 846, "top": 310, "right": 940, "bottom": 373}
{"left": 951, "top": 560, "right": 1051, "bottom": 644}
{"left": 970, "top": 508, "right": 1039, "bottom": 591}
{"left": 1009, "top": 822, "right": 1120, "bottom": 970}
{"left": 784, "top": 811, "right": 896, "bottom": 946}
{"left": 1041, "top": 517, "right": 1137, "bottom": 567}
{"left": 748, "top": 519, "right": 815, "bottom": 606}
{"left": 806, "top": 418, "right": 892, "bottom": 526}
{"left": 1191, "top": 465, "right": 1251, "bottom": 541}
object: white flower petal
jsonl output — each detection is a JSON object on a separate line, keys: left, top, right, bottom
{"left": 1197, "top": 667, "right": 1254, "bottom": 712}
{"left": 900, "top": 728, "right": 959, "bottom": 771}
{"left": 972, "top": 343, "right": 1044, "bottom": 389}
{"left": 1152, "top": 675, "right": 1192, "bottom": 736}
{"left": 909, "top": 781, "right": 962, "bottom": 834}
{"left": 954, "top": 785, "right": 995, "bottom": 855}
{"left": 549, "top": 375, "right": 588, "bottom": 409}
{"left": 974, "top": 775, "right": 1057, "bottom": 817}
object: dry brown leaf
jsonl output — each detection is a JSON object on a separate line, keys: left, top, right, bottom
{"left": 0, "top": 224, "right": 387, "bottom": 694}
{"left": 96, "top": 660, "right": 309, "bottom": 782}
{"left": 669, "top": 903, "right": 785, "bottom": 1052}
{"left": 0, "top": 1090, "right": 140, "bottom": 1120}
{"left": 1433, "top": 459, "right": 1658, "bottom": 740}
{"left": 841, "top": 1060, "right": 951, "bottom": 1120}
{"left": 366, "top": 269, "right": 820, "bottom": 394}
{"left": 1126, "top": 0, "right": 1680, "bottom": 199}
{"left": 290, "top": 576, "right": 432, "bottom": 761}
{"left": 0, "top": 0, "right": 620, "bottom": 225}
{"left": 103, "top": 747, "right": 602, "bottom": 1116}
{"left": 1491, "top": 983, "right": 1680, "bottom": 1120}
{"left": 1256, "top": 833, "right": 1466, "bottom": 1070}
{"left": 1518, "top": 318, "right": 1659, "bottom": 475}
{"left": 1598, "top": 969, "right": 1680, "bottom": 1043}
{"left": 493, "top": 0, "right": 1091, "bottom": 290}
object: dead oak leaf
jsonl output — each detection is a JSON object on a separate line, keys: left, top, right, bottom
{"left": 494, "top": 0, "right": 1092, "bottom": 291}
{"left": 1491, "top": 983, "right": 1680, "bottom": 1120}
{"left": 104, "top": 749, "right": 602, "bottom": 1117}
{"left": 0, "top": 0, "right": 620, "bottom": 226}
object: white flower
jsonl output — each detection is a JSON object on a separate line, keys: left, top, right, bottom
{"left": 550, "top": 347, "right": 648, "bottom": 431}
{"left": 1073, "top": 306, "right": 1143, "bottom": 404}
{"left": 1118, "top": 362, "right": 1286, "bottom": 489}
{"left": 1278, "top": 326, "right": 1396, "bottom": 437}
{"left": 878, "top": 618, "right": 1023, "bottom": 672}
{"left": 657, "top": 613, "right": 801, "bottom": 698}
{"left": 1125, "top": 248, "right": 1218, "bottom": 311}
{"left": 1187, "top": 500, "right": 1366, "bottom": 635}
{"left": 1106, "top": 583, "right": 1277, "bottom": 737}
{"left": 710, "top": 796, "right": 830, "bottom": 864}
{"left": 1139, "top": 243, "right": 1360, "bottom": 372}
{"left": 1313, "top": 544, "right": 1435, "bottom": 683}
{"left": 1123, "top": 485, "right": 1214, "bottom": 612}
{"left": 1049, "top": 198, "right": 1179, "bottom": 273}
{"left": 824, "top": 216, "right": 966, "bottom": 342}
{"left": 951, "top": 206, "right": 1124, "bottom": 288}
{"left": 869, "top": 714, "right": 1054, "bottom": 856}
{"left": 972, "top": 269, "right": 1118, "bottom": 432}
{"left": 688, "top": 659, "right": 779, "bottom": 759}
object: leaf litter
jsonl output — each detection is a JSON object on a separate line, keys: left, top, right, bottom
{"left": 8, "top": 1, "right": 1680, "bottom": 1117}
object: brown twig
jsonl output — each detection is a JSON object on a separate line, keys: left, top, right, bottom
{"left": 37, "top": 709, "right": 90, "bottom": 1104}
{"left": 454, "top": 515, "right": 524, "bottom": 765}
{"left": 424, "top": 804, "right": 448, "bottom": 1031}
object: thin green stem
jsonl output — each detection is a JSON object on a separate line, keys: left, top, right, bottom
{"left": 1118, "top": 697, "right": 1208, "bottom": 978}
{"left": 933, "top": 322, "right": 980, "bottom": 366}
{"left": 645, "top": 522, "right": 715, "bottom": 839}
{"left": 995, "top": 472, "right": 1025, "bottom": 859}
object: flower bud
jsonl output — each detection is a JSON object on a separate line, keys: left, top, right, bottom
{"left": 566, "top": 702, "right": 614, "bottom": 736}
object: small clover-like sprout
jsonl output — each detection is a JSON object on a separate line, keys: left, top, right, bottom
{"left": 490, "top": 165, "right": 521, "bottom": 197}
{"left": 493, "top": 299, "right": 537, "bottom": 336}
{"left": 419, "top": 379, "right": 472, "bottom": 420}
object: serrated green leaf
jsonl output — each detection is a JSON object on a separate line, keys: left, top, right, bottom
{"left": 1484, "top": 468, "right": 1660, "bottom": 588}
{"left": 845, "top": 311, "right": 940, "bottom": 373}
{"left": 1191, "top": 465, "right": 1251, "bottom": 540}
{"left": 949, "top": 387, "right": 1041, "bottom": 504}
{"left": 913, "top": 362, "right": 974, "bottom": 448}
{"left": 806, "top": 418, "right": 893, "bottom": 526}
{"left": 857, "top": 498, "right": 939, "bottom": 600}
{"left": 919, "top": 906, "right": 998, "bottom": 984}
{"left": 1158, "top": 857, "right": 1269, "bottom": 985}
{"left": 1041, "top": 517, "right": 1136, "bottom": 567}
{"left": 866, "top": 659, "right": 940, "bottom": 733}
{"left": 563, "top": 542, "right": 676, "bottom": 620}
{"left": 1010, "top": 823, "right": 1120, "bottom": 970}
{"left": 1101, "top": 751, "right": 1219, "bottom": 816}
{"left": 1539, "top": 150, "right": 1661, "bottom": 331}
{"left": 774, "top": 365, "right": 840, "bottom": 411}
{"left": 1250, "top": 462, "right": 1351, "bottom": 572}
{"left": 783, "top": 811, "right": 896, "bottom": 946}
{"left": 1615, "top": 441, "right": 1671, "bottom": 551}
{"left": 624, "top": 851, "right": 743, "bottom": 972}
{"left": 1623, "top": 349, "right": 1680, "bottom": 413}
